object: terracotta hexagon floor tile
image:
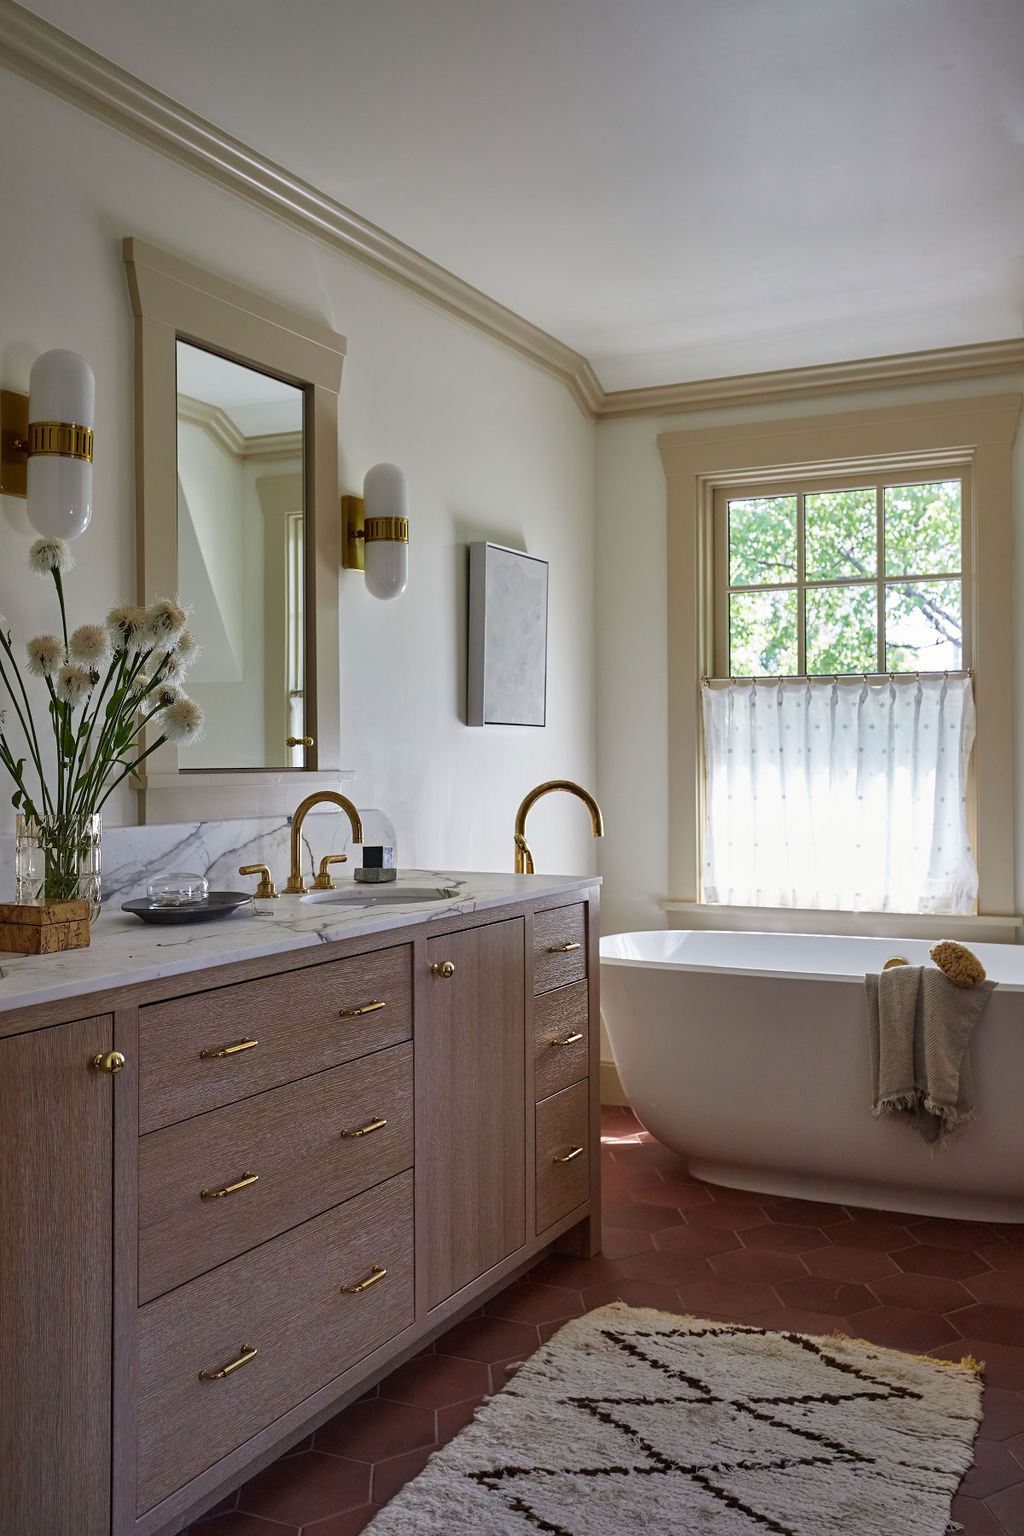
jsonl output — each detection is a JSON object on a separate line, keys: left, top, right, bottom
{"left": 827, "top": 1219, "right": 916, "bottom": 1252}
{"left": 849, "top": 1305, "right": 959, "bottom": 1352}
{"left": 774, "top": 1276, "right": 876, "bottom": 1315}
{"left": 434, "top": 1315, "right": 540, "bottom": 1363}
{"left": 529, "top": 1252, "right": 624, "bottom": 1288}
{"left": 436, "top": 1398, "right": 483, "bottom": 1440}
{"left": 953, "top": 1305, "right": 1024, "bottom": 1348}
{"left": 371, "top": 1447, "right": 436, "bottom": 1506}
{"left": 315, "top": 1399, "right": 437, "bottom": 1461}
{"left": 751, "top": 1308, "right": 851, "bottom": 1339}
{"left": 600, "top": 1201, "right": 687, "bottom": 1231}
{"left": 977, "top": 1243, "right": 1024, "bottom": 1276}
{"left": 615, "top": 1250, "right": 713, "bottom": 1287}
{"left": 599, "top": 1225, "right": 657, "bottom": 1260}
{"left": 377, "top": 1354, "right": 490, "bottom": 1409}
{"left": 803, "top": 1246, "right": 898, "bottom": 1282}
{"left": 738, "top": 1223, "right": 830, "bottom": 1254}
{"left": 893, "top": 1244, "right": 993, "bottom": 1279}
{"left": 931, "top": 1339, "right": 1024, "bottom": 1391}
{"left": 758, "top": 1198, "right": 853, "bottom": 1227}
{"left": 187, "top": 1514, "right": 297, "bottom": 1536}
{"left": 303, "top": 1508, "right": 381, "bottom": 1536}
{"left": 947, "top": 1494, "right": 1009, "bottom": 1536}
{"left": 628, "top": 1180, "right": 715, "bottom": 1209}
{"left": 957, "top": 1437, "right": 1024, "bottom": 1499}
{"left": 675, "top": 1278, "right": 778, "bottom": 1317}
{"left": 867, "top": 1271, "right": 974, "bottom": 1313}
{"left": 651, "top": 1224, "right": 742, "bottom": 1257}
{"left": 484, "top": 1281, "right": 585, "bottom": 1324}
{"left": 978, "top": 1389, "right": 1024, "bottom": 1442}
{"left": 708, "top": 1248, "right": 808, "bottom": 1285}
{"left": 580, "top": 1278, "right": 688, "bottom": 1313}
{"left": 237, "top": 1451, "right": 371, "bottom": 1524}
{"left": 984, "top": 1479, "right": 1024, "bottom": 1534}
{"left": 965, "top": 1270, "right": 1024, "bottom": 1308}
{"left": 683, "top": 1202, "right": 770, "bottom": 1231}
{"left": 911, "top": 1219, "right": 1004, "bottom": 1251}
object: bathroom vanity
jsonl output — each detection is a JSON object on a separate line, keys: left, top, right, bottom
{"left": 0, "top": 872, "right": 600, "bottom": 1536}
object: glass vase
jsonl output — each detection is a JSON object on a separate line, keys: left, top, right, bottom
{"left": 16, "top": 813, "right": 102, "bottom": 920}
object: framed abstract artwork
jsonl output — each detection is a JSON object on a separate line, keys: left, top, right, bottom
{"left": 467, "top": 542, "right": 549, "bottom": 727}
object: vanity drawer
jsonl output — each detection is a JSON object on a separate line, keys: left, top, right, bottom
{"left": 139, "top": 946, "right": 412, "bottom": 1132}
{"left": 532, "top": 905, "right": 587, "bottom": 995}
{"left": 535, "top": 1081, "right": 590, "bottom": 1234}
{"left": 136, "top": 1170, "right": 414, "bottom": 1515}
{"left": 138, "top": 1042, "right": 414, "bottom": 1302}
{"left": 533, "top": 980, "right": 589, "bottom": 1101}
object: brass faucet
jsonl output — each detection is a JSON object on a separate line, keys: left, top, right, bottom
{"left": 513, "top": 780, "right": 604, "bottom": 874}
{"left": 284, "top": 791, "right": 364, "bottom": 894}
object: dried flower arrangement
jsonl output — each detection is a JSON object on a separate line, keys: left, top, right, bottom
{"left": 0, "top": 536, "right": 204, "bottom": 905}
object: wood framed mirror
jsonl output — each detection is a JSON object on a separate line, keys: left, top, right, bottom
{"left": 123, "top": 239, "right": 349, "bottom": 822}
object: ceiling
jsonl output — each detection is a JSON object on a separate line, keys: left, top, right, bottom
{"left": 19, "top": 0, "right": 1024, "bottom": 392}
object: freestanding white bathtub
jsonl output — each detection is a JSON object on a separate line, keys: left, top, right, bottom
{"left": 600, "top": 929, "right": 1024, "bottom": 1222}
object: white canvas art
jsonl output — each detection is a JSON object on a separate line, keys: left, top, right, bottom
{"left": 467, "top": 542, "right": 549, "bottom": 726}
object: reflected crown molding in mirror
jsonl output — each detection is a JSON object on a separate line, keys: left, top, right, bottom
{"left": 123, "top": 237, "right": 350, "bottom": 824}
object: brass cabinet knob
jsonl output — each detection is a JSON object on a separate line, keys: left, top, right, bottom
{"left": 431, "top": 960, "right": 456, "bottom": 979}
{"left": 286, "top": 736, "right": 315, "bottom": 748}
{"left": 91, "top": 1050, "right": 125, "bottom": 1075}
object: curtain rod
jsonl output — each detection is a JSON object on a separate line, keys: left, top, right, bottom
{"left": 702, "top": 669, "right": 972, "bottom": 686}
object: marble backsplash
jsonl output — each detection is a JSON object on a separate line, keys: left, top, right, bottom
{"left": 0, "top": 807, "right": 397, "bottom": 908}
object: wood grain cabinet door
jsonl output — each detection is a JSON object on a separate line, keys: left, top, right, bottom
{"left": 421, "top": 919, "right": 526, "bottom": 1310}
{"left": 0, "top": 1015, "right": 114, "bottom": 1536}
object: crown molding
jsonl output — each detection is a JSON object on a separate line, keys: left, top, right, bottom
{"left": 2, "top": 1, "right": 1022, "bottom": 426}
{"left": 177, "top": 394, "right": 303, "bottom": 460}
{"left": 598, "top": 337, "right": 1024, "bottom": 420}
{"left": 0, "top": 0, "right": 599, "bottom": 418}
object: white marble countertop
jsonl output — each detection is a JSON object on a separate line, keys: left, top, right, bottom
{"left": 0, "top": 870, "right": 599, "bottom": 1014}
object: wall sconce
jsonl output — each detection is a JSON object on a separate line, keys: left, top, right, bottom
{"left": 342, "top": 463, "right": 409, "bottom": 600}
{"left": 0, "top": 350, "right": 94, "bottom": 538}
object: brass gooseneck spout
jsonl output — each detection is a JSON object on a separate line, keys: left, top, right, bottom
{"left": 285, "top": 791, "right": 364, "bottom": 894}
{"left": 514, "top": 780, "right": 603, "bottom": 874}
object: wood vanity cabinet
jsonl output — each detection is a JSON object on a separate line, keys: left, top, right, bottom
{"left": 0, "top": 883, "right": 600, "bottom": 1536}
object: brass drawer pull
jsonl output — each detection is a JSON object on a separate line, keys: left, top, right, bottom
{"left": 200, "top": 1171, "right": 259, "bottom": 1201}
{"left": 340, "top": 1115, "right": 387, "bottom": 1139}
{"left": 199, "top": 1038, "right": 258, "bottom": 1060}
{"left": 431, "top": 960, "right": 456, "bottom": 979}
{"left": 198, "top": 1344, "right": 258, "bottom": 1382}
{"left": 548, "top": 942, "right": 581, "bottom": 953}
{"left": 552, "top": 1032, "right": 584, "bottom": 1047}
{"left": 339, "top": 1000, "right": 386, "bottom": 1018}
{"left": 91, "top": 1050, "right": 125, "bottom": 1074}
{"left": 554, "top": 1145, "right": 584, "bottom": 1163}
{"left": 341, "top": 1264, "right": 387, "bottom": 1294}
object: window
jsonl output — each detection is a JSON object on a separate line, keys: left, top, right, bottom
{"left": 657, "top": 393, "right": 1020, "bottom": 932}
{"left": 715, "top": 475, "right": 966, "bottom": 679}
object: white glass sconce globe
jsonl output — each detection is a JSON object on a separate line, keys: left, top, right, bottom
{"left": 362, "top": 462, "right": 409, "bottom": 601}
{"left": 26, "top": 350, "right": 94, "bottom": 539}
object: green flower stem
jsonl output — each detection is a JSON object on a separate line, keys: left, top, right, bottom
{"left": 95, "top": 734, "right": 167, "bottom": 812}
{"left": 67, "top": 649, "right": 122, "bottom": 817}
{"left": 0, "top": 631, "right": 53, "bottom": 815}
{"left": 51, "top": 568, "right": 69, "bottom": 649}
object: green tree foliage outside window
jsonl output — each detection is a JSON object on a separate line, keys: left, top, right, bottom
{"left": 726, "top": 480, "right": 962, "bottom": 677}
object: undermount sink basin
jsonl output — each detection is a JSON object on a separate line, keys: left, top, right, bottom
{"left": 300, "top": 885, "right": 461, "bottom": 906}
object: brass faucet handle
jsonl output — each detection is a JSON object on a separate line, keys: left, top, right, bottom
{"left": 239, "top": 864, "right": 279, "bottom": 899}
{"left": 312, "top": 854, "right": 348, "bottom": 891}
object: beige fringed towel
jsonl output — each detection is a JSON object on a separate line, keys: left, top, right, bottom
{"left": 865, "top": 965, "right": 996, "bottom": 1145}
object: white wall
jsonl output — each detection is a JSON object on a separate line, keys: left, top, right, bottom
{"left": 595, "top": 376, "right": 1024, "bottom": 940}
{"left": 0, "top": 69, "right": 597, "bottom": 878}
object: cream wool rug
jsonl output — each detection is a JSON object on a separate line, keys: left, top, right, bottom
{"left": 364, "top": 1303, "right": 983, "bottom": 1535}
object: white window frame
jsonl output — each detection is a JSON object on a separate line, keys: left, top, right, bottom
{"left": 658, "top": 392, "right": 1022, "bottom": 940}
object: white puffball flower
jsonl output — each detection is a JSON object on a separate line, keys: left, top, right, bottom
{"left": 26, "top": 634, "right": 65, "bottom": 678}
{"left": 28, "top": 537, "right": 75, "bottom": 576}
{"left": 143, "top": 598, "right": 188, "bottom": 646}
{"left": 69, "top": 624, "right": 111, "bottom": 669}
{"left": 54, "top": 662, "right": 93, "bottom": 709}
{"left": 150, "top": 682, "right": 179, "bottom": 710}
{"left": 173, "top": 629, "right": 199, "bottom": 665}
{"left": 160, "top": 696, "right": 204, "bottom": 743}
{"left": 148, "top": 651, "right": 184, "bottom": 685}
{"left": 107, "top": 604, "right": 147, "bottom": 650}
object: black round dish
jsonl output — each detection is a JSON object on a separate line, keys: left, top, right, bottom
{"left": 121, "top": 891, "right": 253, "bottom": 924}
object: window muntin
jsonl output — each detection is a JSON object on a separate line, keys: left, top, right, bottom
{"left": 719, "top": 476, "right": 964, "bottom": 677}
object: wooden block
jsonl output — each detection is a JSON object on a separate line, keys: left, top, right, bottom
{"left": 0, "top": 901, "right": 91, "bottom": 954}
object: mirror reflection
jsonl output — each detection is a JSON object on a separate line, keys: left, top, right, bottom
{"left": 175, "top": 341, "right": 306, "bottom": 770}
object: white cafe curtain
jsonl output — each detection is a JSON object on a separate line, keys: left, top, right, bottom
{"left": 701, "top": 675, "right": 977, "bottom": 914}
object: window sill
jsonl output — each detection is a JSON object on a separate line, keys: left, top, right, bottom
{"left": 660, "top": 900, "right": 1021, "bottom": 945}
